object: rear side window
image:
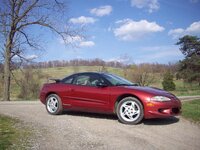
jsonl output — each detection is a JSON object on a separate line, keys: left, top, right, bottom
{"left": 62, "top": 76, "right": 74, "bottom": 84}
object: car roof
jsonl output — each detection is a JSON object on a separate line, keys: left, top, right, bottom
{"left": 71, "top": 72, "right": 108, "bottom": 76}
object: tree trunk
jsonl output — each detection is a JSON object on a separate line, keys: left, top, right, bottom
{"left": 3, "top": 40, "right": 12, "bottom": 101}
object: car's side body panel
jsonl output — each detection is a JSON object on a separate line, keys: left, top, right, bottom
{"left": 62, "top": 84, "right": 111, "bottom": 111}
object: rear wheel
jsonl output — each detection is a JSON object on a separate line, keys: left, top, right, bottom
{"left": 116, "top": 97, "right": 143, "bottom": 124}
{"left": 46, "top": 94, "right": 63, "bottom": 115}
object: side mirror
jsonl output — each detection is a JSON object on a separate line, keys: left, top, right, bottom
{"left": 96, "top": 81, "right": 107, "bottom": 87}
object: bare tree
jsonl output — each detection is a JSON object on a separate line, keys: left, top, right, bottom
{"left": 100, "top": 64, "right": 108, "bottom": 73}
{"left": 0, "top": 0, "right": 81, "bottom": 101}
{"left": 128, "top": 64, "right": 155, "bottom": 86}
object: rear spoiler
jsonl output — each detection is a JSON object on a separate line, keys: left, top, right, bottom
{"left": 49, "top": 78, "right": 61, "bottom": 83}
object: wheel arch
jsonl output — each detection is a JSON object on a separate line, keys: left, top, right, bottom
{"left": 45, "top": 92, "right": 60, "bottom": 102}
{"left": 114, "top": 93, "right": 144, "bottom": 114}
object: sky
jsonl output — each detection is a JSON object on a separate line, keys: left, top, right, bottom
{"left": 31, "top": 0, "right": 200, "bottom": 64}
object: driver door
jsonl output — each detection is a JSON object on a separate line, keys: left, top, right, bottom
{"left": 69, "top": 74, "right": 110, "bottom": 111}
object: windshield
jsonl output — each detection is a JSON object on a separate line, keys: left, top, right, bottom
{"left": 103, "top": 74, "right": 136, "bottom": 86}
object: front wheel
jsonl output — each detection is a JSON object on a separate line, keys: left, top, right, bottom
{"left": 46, "top": 94, "right": 63, "bottom": 115}
{"left": 116, "top": 97, "right": 144, "bottom": 125}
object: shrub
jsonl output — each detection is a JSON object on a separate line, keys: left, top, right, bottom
{"left": 18, "top": 69, "right": 45, "bottom": 100}
{"left": 100, "top": 65, "right": 108, "bottom": 73}
{"left": 162, "top": 71, "right": 176, "bottom": 91}
{"left": 127, "top": 64, "right": 155, "bottom": 86}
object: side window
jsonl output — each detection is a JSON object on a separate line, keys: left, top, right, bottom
{"left": 62, "top": 76, "right": 74, "bottom": 84}
{"left": 89, "top": 75, "right": 107, "bottom": 87}
{"left": 64, "top": 77, "right": 73, "bottom": 84}
{"left": 73, "top": 75, "right": 90, "bottom": 86}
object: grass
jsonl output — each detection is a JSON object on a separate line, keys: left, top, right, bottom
{"left": 0, "top": 115, "right": 32, "bottom": 150}
{"left": 182, "top": 99, "right": 200, "bottom": 123}
{"left": 0, "top": 66, "right": 200, "bottom": 100}
{"left": 40, "top": 66, "right": 124, "bottom": 79}
{"left": 171, "top": 80, "right": 200, "bottom": 96}
{"left": 8, "top": 66, "right": 124, "bottom": 99}
{"left": 149, "top": 74, "right": 200, "bottom": 96}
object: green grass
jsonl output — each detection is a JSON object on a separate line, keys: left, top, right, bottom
{"left": 182, "top": 99, "right": 200, "bottom": 123}
{"left": 149, "top": 74, "right": 200, "bottom": 96}
{"left": 0, "top": 115, "right": 32, "bottom": 149}
{"left": 1, "top": 66, "right": 200, "bottom": 100}
{"left": 40, "top": 66, "right": 124, "bottom": 79}
{"left": 8, "top": 66, "right": 124, "bottom": 99}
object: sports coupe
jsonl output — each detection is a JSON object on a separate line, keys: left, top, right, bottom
{"left": 40, "top": 72, "right": 181, "bottom": 124}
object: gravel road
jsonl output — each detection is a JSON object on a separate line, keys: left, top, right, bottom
{"left": 0, "top": 101, "right": 200, "bottom": 150}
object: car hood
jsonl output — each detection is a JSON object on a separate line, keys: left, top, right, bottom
{"left": 123, "top": 86, "right": 175, "bottom": 97}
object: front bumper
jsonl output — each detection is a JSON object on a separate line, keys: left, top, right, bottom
{"left": 144, "top": 99, "right": 181, "bottom": 119}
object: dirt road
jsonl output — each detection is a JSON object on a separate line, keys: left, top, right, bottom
{"left": 0, "top": 101, "right": 200, "bottom": 150}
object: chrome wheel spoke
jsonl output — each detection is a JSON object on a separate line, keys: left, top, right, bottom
{"left": 122, "top": 103, "right": 129, "bottom": 109}
{"left": 133, "top": 109, "right": 140, "bottom": 115}
{"left": 127, "top": 113, "right": 133, "bottom": 119}
{"left": 122, "top": 105, "right": 131, "bottom": 118}
{"left": 131, "top": 102, "right": 136, "bottom": 108}
{"left": 131, "top": 102, "right": 138, "bottom": 112}
{"left": 52, "top": 99, "right": 57, "bottom": 105}
{"left": 122, "top": 109, "right": 127, "bottom": 116}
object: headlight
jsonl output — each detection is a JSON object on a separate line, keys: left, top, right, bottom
{"left": 150, "top": 96, "right": 171, "bottom": 102}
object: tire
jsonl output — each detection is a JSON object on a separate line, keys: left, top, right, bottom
{"left": 116, "top": 97, "right": 144, "bottom": 125}
{"left": 46, "top": 94, "right": 63, "bottom": 115}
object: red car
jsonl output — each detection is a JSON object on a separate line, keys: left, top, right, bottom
{"left": 40, "top": 72, "right": 181, "bottom": 124}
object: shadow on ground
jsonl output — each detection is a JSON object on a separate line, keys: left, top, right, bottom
{"left": 142, "top": 117, "right": 179, "bottom": 125}
{"left": 63, "top": 110, "right": 179, "bottom": 125}
{"left": 63, "top": 110, "right": 118, "bottom": 120}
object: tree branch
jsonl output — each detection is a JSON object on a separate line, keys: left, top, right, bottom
{"left": 18, "top": 30, "right": 36, "bottom": 48}
{"left": 16, "top": 17, "right": 46, "bottom": 31}
{"left": 16, "top": 0, "right": 39, "bottom": 24}
{"left": 15, "top": 0, "right": 25, "bottom": 18}
{"left": 16, "top": 20, "right": 69, "bottom": 42}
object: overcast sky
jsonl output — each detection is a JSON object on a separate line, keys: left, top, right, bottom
{"left": 30, "top": 0, "right": 200, "bottom": 64}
